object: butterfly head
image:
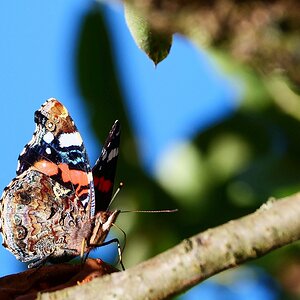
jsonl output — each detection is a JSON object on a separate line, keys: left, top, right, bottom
{"left": 89, "top": 210, "right": 121, "bottom": 247}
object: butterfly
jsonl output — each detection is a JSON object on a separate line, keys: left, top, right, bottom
{"left": 0, "top": 98, "right": 123, "bottom": 269}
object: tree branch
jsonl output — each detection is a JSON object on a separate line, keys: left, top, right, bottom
{"left": 40, "top": 192, "right": 300, "bottom": 299}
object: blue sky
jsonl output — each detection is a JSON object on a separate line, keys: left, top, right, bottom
{"left": 0, "top": 0, "right": 240, "bottom": 294}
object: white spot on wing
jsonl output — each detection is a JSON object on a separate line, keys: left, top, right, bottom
{"left": 43, "top": 132, "right": 54, "bottom": 143}
{"left": 101, "top": 149, "right": 107, "bottom": 161}
{"left": 46, "top": 147, "right": 51, "bottom": 154}
{"left": 108, "top": 148, "right": 118, "bottom": 162}
{"left": 81, "top": 197, "right": 89, "bottom": 207}
{"left": 87, "top": 171, "right": 93, "bottom": 183}
{"left": 17, "top": 160, "right": 20, "bottom": 171}
{"left": 19, "top": 146, "right": 27, "bottom": 156}
{"left": 59, "top": 132, "right": 83, "bottom": 148}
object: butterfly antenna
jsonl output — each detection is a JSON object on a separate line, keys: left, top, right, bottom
{"left": 107, "top": 182, "right": 124, "bottom": 210}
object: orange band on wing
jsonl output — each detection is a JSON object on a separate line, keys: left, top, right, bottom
{"left": 34, "top": 160, "right": 90, "bottom": 198}
{"left": 34, "top": 160, "right": 59, "bottom": 175}
{"left": 59, "top": 163, "right": 90, "bottom": 198}
{"left": 77, "top": 187, "right": 89, "bottom": 197}
{"left": 59, "top": 163, "right": 89, "bottom": 186}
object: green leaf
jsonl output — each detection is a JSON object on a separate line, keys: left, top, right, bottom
{"left": 124, "top": 2, "right": 173, "bottom": 65}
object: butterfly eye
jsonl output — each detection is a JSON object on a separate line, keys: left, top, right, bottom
{"left": 46, "top": 119, "right": 56, "bottom": 132}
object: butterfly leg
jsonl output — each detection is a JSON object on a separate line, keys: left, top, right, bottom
{"left": 90, "top": 238, "right": 125, "bottom": 271}
{"left": 102, "top": 238, "right": 125, "bottom": 271}
{"left": 80, "top": 238, "right": 90, "bottom": 266}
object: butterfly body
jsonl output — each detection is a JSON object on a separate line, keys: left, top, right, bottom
{"left": 0, "top": 98, "right": 120, "bottom": 267}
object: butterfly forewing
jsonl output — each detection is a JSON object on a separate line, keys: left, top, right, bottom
{"left": 16, "top": 99, "right": 95, "bottom": 213}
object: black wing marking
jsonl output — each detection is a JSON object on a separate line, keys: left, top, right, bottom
{"left": 92, "top": 120, "right": 120, "bottom": 212}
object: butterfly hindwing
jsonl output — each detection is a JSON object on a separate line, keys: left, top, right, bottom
{"left": 93, "top": 120, "right": 120, "bottom": 212}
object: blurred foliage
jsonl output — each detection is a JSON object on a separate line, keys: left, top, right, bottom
{"left": 126, "top": 0, "right": 300, "bottom": 87}
{"left": 76, "top": 4, "right": 177, "bottom": 267}
{"left": 76, "top": 2, "right": 300, "bottom": 298}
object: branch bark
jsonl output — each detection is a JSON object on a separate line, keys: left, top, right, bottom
{"left": 40, "top": 192, "right": 300, "bottom": 299}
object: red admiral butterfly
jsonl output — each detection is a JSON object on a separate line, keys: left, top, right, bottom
{"left": 0, "top": 98, "right": 122, "bottom": 268}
